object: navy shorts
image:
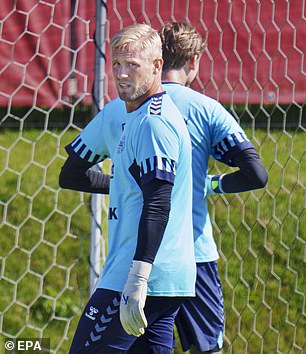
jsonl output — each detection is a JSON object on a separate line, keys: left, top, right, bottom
{"left": 69, "top": 288, "right": 184, "bottom": 353}
{"left": 175, "top": 261, "right": 224, "bottom": 352}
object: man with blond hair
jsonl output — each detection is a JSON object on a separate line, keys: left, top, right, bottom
{"left": 62, "top": 23, "right": 196, "bottom": 354}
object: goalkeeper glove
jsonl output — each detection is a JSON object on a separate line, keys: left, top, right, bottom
{"left": 120, "top": 260, "right": 152, "bottom": 337}
{"left": 206, "top": 174, "right": 225, "bottom": 196}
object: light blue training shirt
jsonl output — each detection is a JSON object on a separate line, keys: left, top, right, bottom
{"left": 68, "top": 92, "right": 196, "bottom": 296}
{"left": 163, "top": 83, "right": 254, "bottom": 262}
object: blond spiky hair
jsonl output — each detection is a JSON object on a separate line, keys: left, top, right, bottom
{"left": 110, "top": 23, "right": 162, "bottom": 60}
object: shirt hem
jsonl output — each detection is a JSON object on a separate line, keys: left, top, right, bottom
{"left": 147, "top": 291, "right": 196, "bottom": 297}
{"left": 195, "top": 254, "right": 219, "bottom": 263}
{"left": 97, "top": 285, "right": 195, "bottom": 297}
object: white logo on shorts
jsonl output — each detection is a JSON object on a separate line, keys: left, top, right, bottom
{"left": 85, "top": 306, "right": 99, "bottom": 320}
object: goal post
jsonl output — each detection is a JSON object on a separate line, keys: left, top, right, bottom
{"left": 89, "top": 0, "right": 108, "bottom": 296}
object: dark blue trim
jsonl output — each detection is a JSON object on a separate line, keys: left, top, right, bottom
{"left": 141, "top": 169, "right": 175, "bottom": 185}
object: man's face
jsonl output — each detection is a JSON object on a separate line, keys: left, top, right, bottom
{"left": 111, "top": 43, "right": 156, "bottom": 105}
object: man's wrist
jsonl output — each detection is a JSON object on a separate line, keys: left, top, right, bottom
{"left": 130, "top": 260, "right": 152, "bottom": 280}
{"left": 207, "top": 174, "right": 225, "bottom": 195}
{"left": 212, "top": 174, "right": 225, "bottom": 193}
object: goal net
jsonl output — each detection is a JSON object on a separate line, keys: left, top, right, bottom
{"left": 0, "top": 1, "right": 305, "bottom": 353}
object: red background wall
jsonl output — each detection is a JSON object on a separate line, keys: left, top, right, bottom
{"left": 0, "top": 0, "right": 305, "bottom": 107}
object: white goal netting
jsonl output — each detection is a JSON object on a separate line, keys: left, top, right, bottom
{"left": 0, "top": 1, "right": 305, "bottom": 353}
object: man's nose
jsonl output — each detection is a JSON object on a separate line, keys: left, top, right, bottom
{"left": 116, "top": 66, "right": 129, "bottom": 79}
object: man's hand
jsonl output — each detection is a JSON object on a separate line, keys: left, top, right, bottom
{"left": 120, "top": 260, "right": 152, "bottom": 336}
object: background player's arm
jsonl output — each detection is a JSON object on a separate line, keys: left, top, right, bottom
{"left": 207, "top": 147, "right": 268, "bottom": 195}
{"left": 58, "top": 107, "right": 114, "bottom": 194}
{"left": 59, "top": 154, "right": 110, "bottom": 194}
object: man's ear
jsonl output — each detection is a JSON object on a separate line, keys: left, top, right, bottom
{"left": 153, "top": 58, "right": 163, "bottom": 74}
{"left": 189, "top": 55, "right": 199, "bottom": 70}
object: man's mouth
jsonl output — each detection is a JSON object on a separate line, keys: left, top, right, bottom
{"left": 118, "top": 82, "right": 130, "bottom": 89}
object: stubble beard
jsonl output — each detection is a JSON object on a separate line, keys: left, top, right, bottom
{"left": 118, "top": 80, "right": 152, "bottom": 103}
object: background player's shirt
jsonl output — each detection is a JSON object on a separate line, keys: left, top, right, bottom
{"left": 67, "top": 97, "right": 126, "bottom": 163}
{"left": 67, "top": 84, "right": 254, "bottom": 265}
{"left": 163, "top": 83, "right": 254, "bottom": 262}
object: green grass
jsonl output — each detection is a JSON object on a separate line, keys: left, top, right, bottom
{"left": 0, "top": 127, "right": 305, "bottom": 353}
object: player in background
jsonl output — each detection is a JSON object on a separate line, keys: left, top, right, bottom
{"left": 156, "top": 22, "right": 268, "bottom": 354}
{"left": 60, "top": 23, "right": 196, "bottom": 353}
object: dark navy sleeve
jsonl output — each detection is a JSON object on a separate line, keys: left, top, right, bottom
{"left": 212, "top": 131, "right": 254, "bottom": 166}
{"left": 133, "top": 179, "right": 173, "bottom": 264}
{"left": 221, "top": 147, "right": 268, "bottom": 193}
{"left": 59, "top": 153, "right": 110, "bottom": 194}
